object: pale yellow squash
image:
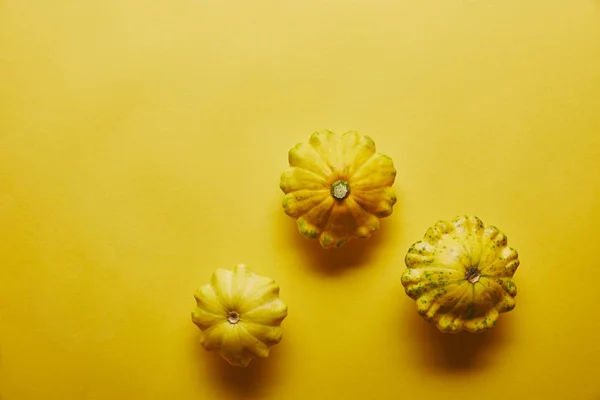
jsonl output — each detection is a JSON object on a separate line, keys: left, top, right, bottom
{"left": 280, "top": 130, "right": 397, "bottom": 248}
{"left": 192, "top": 264, "right": 288, "bottom": 367}
{"left": 402, "top": 215, "right": 520, "bottom": 333}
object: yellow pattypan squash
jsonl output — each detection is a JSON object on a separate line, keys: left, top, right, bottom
{"left": 401, "top": 215, "right": 520, "bottom": 333}
{"left": 191, "top": 264, "right": 288, "bottom": 367}
{"left": 280, "top": 130, "right": 397, "bottom": 248}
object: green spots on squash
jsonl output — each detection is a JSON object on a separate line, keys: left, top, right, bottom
{"left": 406, "top": 283, "right": 427, "bottom": 297}
{"left": 417, "top": 297, "right": 434, "bottom": 316}
{"left": 297, "top": 219, "right": 318, "bottom": 239}
{"left": 504, "top": 279, "right": 517, "bottom": 296}
{"left": 320, "top": 234, "right": 333, "bottom": 246}
{"left": 302, "top": 230, "right": 318, "bottom": 239}
{"left": 503, "top": 301, "right": 515, "bottom": 312}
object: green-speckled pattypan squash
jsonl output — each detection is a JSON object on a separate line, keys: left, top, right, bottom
{"left": 401, "top": 215, "right": 520, "bottom": 333}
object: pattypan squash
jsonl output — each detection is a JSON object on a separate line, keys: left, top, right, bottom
{"left": 192, "top": 264, "right": 288, "bottom": 367}
{"left": 280, "top": 130, "right": 397, "bottom": 248}
{"left": 401, "top": 215, "right": 520, "bottom": 333}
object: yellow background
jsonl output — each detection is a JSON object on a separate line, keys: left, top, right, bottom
{"left": 1, "top": 1, "right": 600, "bottom": 399}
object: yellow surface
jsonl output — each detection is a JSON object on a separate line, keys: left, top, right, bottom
{"left": 1, "top": 1, "right": 600, "bottom": 399}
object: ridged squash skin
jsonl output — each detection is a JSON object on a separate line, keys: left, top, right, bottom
{"left": 280, "top": 130, "right": 397, "bottom": 248}
{"left": 191, "top": 264, "right": 288, "bottom": 367}
{"left": 401, "top": 216, "right": 520, "bottom": 333}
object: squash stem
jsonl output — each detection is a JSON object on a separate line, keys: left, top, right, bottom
{"left": 465, "top": 266, "right": 480, "bottom": 284}
{"left": 331, "top": 180, "right": 350, "bottom": 200}
{"left": 227, "top": 311, "right": 240, "bottom": 324}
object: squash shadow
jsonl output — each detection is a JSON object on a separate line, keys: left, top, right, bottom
{"left": 403, "top": 303, "right": 512, "bottom": 372}
{"left": 197, "top": 336, "right": 286, "bottom": 399}
{"left": 274, "top": 199, "right": 402, "bottom": 276}
{"left": 287, "top": 219, "right": 398, "bottom": 275}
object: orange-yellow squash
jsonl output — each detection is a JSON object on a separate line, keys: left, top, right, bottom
{"left": 401, "top": 215, "right": 520, "bottom": 333}
{"left": 280, "top": 130, "right": 397, "bottom": 248}
{"left": 191, "top": 264, "right": 288, "bottom": 367}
